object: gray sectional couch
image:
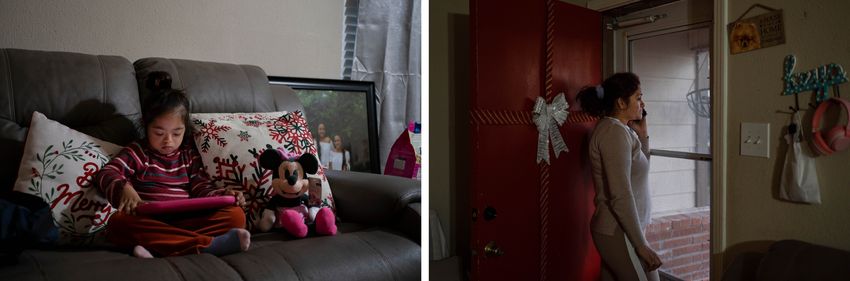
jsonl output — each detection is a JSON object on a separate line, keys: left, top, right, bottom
{"left": 0, "top": 48, "right": 421, "bottom": 281}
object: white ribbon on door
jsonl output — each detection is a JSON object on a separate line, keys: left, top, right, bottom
{"left": 533, "top": 93, "right": 570, "bottom": 164}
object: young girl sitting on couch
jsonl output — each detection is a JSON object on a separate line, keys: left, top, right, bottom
{"left": 95, "top": 71, "right": 250, "bottom": 258}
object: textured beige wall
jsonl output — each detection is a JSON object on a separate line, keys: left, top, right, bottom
{"left": 0, "top": 0, "right": 343, "bottom": 78}
{"left": 724, "top": 0, "right": 850, "bottom": 261}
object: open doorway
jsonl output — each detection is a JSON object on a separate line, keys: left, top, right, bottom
{"left": 607, "top": 0, "right": 713, "bottom": 280}
{"left": 633, "top": 27, "right": 712, "bottom": 281}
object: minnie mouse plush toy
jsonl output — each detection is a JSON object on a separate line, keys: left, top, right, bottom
{"left": 256, "top": 148, "right": 337, "bottom": 237}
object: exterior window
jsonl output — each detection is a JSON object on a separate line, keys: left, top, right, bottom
{"left": 630, "top": 28, "right": 711, "bottom": 213}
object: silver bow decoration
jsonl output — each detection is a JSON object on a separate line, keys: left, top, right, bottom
{"left": 533, "top": 93, "right": 570, "bottom": 164}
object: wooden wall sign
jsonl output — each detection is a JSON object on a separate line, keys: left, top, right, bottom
{"left": 728, "top": 4, "right": 785, "bottom": 54}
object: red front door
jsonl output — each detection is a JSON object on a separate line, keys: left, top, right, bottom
{"left": 469, "top": 1, "right": 602, "bottom": 280}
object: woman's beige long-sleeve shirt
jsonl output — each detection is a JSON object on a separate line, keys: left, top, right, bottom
{"left": 589, "top": 117, "right": 651, "bottom": 249}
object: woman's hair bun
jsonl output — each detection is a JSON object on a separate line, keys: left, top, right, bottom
{"left": 145, "top": 71, "right": 173, "bottom": 92}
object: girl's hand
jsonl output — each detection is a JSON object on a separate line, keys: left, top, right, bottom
{"left": 224, "top": 189, "right": 247, "bottom": 207}
{"left": 637, "top": 245, "right": 663, "bottom": 271}
{"left": 119, "top": 183, "right": 143, "bottom": 215}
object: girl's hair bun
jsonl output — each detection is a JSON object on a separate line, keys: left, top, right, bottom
{"left": 145, "top": 71, "right": 173, "bottom": 92}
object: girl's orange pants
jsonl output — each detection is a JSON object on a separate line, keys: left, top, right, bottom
{"left": 106, "top": 206, "right": 246, "bottom": 256}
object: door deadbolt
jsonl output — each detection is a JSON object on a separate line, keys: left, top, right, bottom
{"left": 484, "top": 206, "right": 497, "bottom": 221}
{"left": 484, "top": 241, "right": 504, "bottom": 257}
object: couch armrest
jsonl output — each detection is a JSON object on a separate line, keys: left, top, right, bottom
{"left": 396, "top": 203, "right": 421, "bottom": 244}
{"left": 325, "top": 170, "right": 420, "bottom": 226}
{"left": 755, "top": 239, "right": 850, "bottom": 281}
{"left": 269, "top": 83, "right": 305, "bottom": 113}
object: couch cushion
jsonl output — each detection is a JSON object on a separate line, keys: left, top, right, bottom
{"left": 12, "top": 112, "right": 121, "bottom": 245}
{"left": 0, "top": 48, "right": 141, "bottom": 191}
{"left": 4, "top": 249, "right": 242, "bottom": 281}
{"left": 134, "top": 58, "right": 276, "bottom": 114}
{"left": 2, "top": 228, "right": 418, "bottom": 281}
{"left": 248, "top": 222, "right": 371, "bottom": 243}
{"left": 222, "top": 229, "right": 420, "bottom": 281}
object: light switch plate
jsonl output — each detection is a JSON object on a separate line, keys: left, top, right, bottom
{"left": 741, "top": 122, "right": 770, "bottom": 158}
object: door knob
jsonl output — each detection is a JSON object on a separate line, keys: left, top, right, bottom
{"left": 484, "top": 206, "right": 497, "bottom": 221}
{"left": 484, "top": 241, "right": 504, "bottom": 257}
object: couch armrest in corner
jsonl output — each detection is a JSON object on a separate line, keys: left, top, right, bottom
{"left": 754, "top": 239, "right": 850, "bottom": 281}
{"left": 269, "top": 83, "right": 304, "bottom": 113}
{"left": 325, "top": 170, "right": 420, "bottom": 227}
{"left": 396, "top": 203, "right": 421, "bottom": 243}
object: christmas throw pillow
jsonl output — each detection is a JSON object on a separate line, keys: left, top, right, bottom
{"left": 12, "top": 111, "right": 121, "bottom": 245}
{"left": 190, "top": 111, "right": 334, "bottom": 229}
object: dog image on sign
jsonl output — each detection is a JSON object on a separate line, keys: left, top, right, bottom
{"left": 730, "top": 21, "right": 762, "bottom": 54}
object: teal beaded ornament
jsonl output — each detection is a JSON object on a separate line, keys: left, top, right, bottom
{"left": 782, "top": 55, "right": 848, "bottom": 102}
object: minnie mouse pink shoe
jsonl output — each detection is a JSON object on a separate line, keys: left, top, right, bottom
{"left": 277, "top": 209, "right": 308, "bottom": 238}
{"left": 315, "top": 207, "right": 337, "bottom": 236}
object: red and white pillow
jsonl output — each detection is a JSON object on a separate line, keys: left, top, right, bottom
{"left": 190, "top": 111, "right": 335, "bottom": 229}
{"left": 12, "top": 111, "right": 121, "bottom": 245}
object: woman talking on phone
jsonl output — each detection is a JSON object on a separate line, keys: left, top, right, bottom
{"left": 578, "top": 72, "right": 662, "bottom": 281}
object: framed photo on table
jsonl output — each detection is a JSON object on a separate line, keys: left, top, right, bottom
{"left": 268, "top": 76, "right": 380, "bottom": 174}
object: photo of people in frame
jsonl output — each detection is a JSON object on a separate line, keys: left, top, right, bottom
{"left": 296, "top": 89, "right": 373, "bottom": 173}
{"left": 268, "top": 76, "right": 379, "bottom": 174}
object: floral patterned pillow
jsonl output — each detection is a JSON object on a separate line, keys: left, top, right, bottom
{"left": 190, "top": 111, "right": 335, "bottom": 229}
{"left": 12, "top": 111, "right": 121, "bottom": 245}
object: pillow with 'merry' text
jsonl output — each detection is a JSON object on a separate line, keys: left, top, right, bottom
{"left": 12, "top": 111, "right": 121, "bottom": 245}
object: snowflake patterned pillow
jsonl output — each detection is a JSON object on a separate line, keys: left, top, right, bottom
{"left": 12, "top": 111, "right": 121, "bottom": 246}
{"left": 190, "top": 111, "right": 335, "bottom": 229}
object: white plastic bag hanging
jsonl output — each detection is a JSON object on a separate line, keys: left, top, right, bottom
{"left": 779, "top": 111, "right": 822, "bottom": 204}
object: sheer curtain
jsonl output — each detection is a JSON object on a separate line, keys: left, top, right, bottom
{"left": 349, "top": 0, "right": 421, "bottom": 172}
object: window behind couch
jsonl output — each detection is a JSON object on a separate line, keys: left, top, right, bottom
{"left": 341, "top": 0, "right": 360, "bottom": 79}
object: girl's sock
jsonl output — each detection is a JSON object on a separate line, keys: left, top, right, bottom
{"left": 202, "top": 228, "right": 251, "bottom": 256}
{"left": 133, "top": 245, "right": 154, "bottom": 258}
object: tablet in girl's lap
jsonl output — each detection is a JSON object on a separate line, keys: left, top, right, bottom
{"left": 136, "top": 196, "right": 236, "bottom": 215}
